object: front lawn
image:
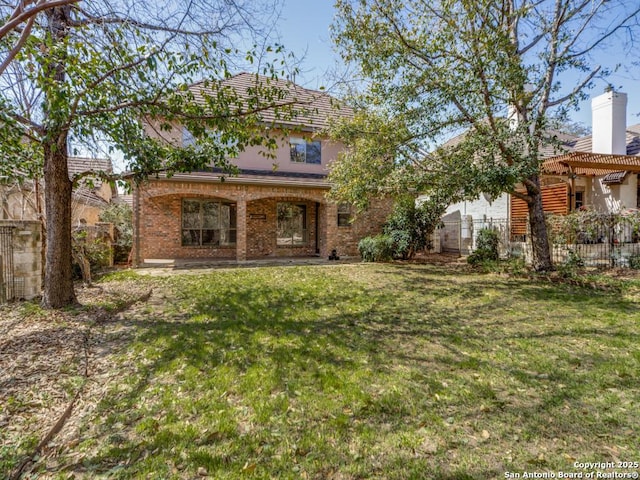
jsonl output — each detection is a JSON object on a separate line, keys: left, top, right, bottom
{"left": 2, "top": 263, "right": 639, "bottom": 479}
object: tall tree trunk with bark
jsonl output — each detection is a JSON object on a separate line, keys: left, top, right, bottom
{"left": 526, "top": 174, "right": 552, "bottom": 271}
{"left": 42, "top": 141, "right": 76, "bottom": 307}
{"left": 41, "top": 6, "right": 76, "bottom": 308}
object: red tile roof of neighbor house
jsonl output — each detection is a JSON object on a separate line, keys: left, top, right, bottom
{"left": 188, "top": 73, "right": 352, "bottom": 131}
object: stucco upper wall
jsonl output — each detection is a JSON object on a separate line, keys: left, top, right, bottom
{"left": 143, "top": 120, "right": 345, "bottom": 176}
{"left": 142, "top": 118, "right": 182, "bottom": 147}
{"left": 230, "top": 134, "right": 343, "bottom": 175}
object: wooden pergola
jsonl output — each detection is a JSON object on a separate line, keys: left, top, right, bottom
{"left": 542, "top": 151, "right": 640, "bottom": 211}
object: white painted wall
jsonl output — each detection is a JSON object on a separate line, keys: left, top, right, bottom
{"left": 589, "top": 174, "right": 638, "bottom": 213}
{"left": 619, "top": 174, "right": 638, "bottom": 210}
{"left": 442, "top": 193, "right": 510, "bottom": 222}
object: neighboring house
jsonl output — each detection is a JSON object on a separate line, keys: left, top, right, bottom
{"left": 441, "top": 89, "right": 640, "bottom": 242}
{"left": 538, "top": 92, "right": 640, "bottom": 215}
{"left": 0, "top": 156, "right": 117, "bottom": 224}
{"left": 0, "top": 157, "right": 117, "bottom": 300}
{"left": 131, "top": 73, "right": 391, "bottom": 264}
{"left": 68, "top": 157, "right": 117, "bottom": 225}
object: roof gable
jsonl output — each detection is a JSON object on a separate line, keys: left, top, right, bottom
{"left": 188, "top": 73, "right": 352, "bottom": 131}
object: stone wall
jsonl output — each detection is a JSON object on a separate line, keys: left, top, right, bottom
{"left": 0, "top": 220, "right": 42, "bottom": 301}
{"left": 133, "top": 179, "right": 392, "bottom": 262}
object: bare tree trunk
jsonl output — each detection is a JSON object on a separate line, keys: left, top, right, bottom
{"left": 42, "top": 144, "right": 77, "bottom": 307}
{"left": 526, "top": 174, "right": 553, "bottom": 271}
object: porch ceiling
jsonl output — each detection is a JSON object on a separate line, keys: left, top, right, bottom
{"left": 543, "top": 151, "right": 640, "bottom": 176}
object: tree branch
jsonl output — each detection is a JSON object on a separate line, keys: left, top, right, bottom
{"left": 510, "top": 189, "right": 531, "bottom": 203}
{"left": 0, "top": 15, "right": 34, "bottom": 75}
{"left": 546, "top": 65, "right": 601, "bottom": 108}
{"left": 0, "top": 0, "right": 79, "bottom": 40}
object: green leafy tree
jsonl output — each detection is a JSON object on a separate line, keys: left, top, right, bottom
{"left": 331, "top": 0, "right": 640, "bottom": 271}
{"left": 0, "top": 0, "right": 297, "bottom": 308}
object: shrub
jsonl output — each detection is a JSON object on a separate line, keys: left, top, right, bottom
{"left": 556, "top": 248, "right": 585, "bottom": 278}
{"left": 72, "top": 229, "right": 112, "bottom": 284}
{"left": 99, "top": 203, "right": 133, "bottom": 263}
{"left": 383, "top": 195, "right": 444, "bottom": 260}
{"left": 628, "top": 254, "right": 640, "bottom": 270}
{"left": 467, "top": 228, "right": 499, "bottom": 265}
{"left": 358, "top": 234, "right": 394, "bottom": 262}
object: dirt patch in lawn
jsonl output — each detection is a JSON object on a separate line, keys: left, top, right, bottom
{"left": 0, "top": 279, "right": 153, "bottom": 478}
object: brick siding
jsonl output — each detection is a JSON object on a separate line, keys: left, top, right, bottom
{"left": 133, "top": 179, "right": 391, "bottom": 263}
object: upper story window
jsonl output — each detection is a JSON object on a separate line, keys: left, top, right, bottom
{"left": 182, "top": 127, "right": 237, "bottom": 157}
{"left": 182, "top": 127, "right": 195, "bottom": 147}
{"left": 290, "top": 137, "right": 321, "bottom": 164}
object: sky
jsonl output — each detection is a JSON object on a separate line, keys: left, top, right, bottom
{"left": 275, "top": 0, "right": 640, "bottom": 131}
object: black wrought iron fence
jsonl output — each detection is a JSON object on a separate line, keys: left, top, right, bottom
{"left": 436, "top": 212, "right": 640, "bottom": 268}
{"left": 547, "top": 212, "right": 640, "bottom": 268}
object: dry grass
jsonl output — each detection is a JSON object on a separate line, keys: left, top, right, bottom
{"left": 1, "top": 264, "right": 639, "bottom": 479}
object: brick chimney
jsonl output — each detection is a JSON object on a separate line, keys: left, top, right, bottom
{"left": 591, "top": 89, "right": 627, "bottom": 155}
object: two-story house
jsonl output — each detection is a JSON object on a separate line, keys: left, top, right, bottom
{"left": 130, "top": 73, "right": 391, "bottom": 265}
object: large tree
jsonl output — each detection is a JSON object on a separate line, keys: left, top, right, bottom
{"left": 0, "top": 0, "right": 296, "bottom": 308}
{"left": 331, "top": 0, "right": 640, "bottom": 271}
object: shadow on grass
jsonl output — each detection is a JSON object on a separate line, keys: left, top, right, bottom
{"left": 72, "top": 264, "right": 639, "bottom": 479}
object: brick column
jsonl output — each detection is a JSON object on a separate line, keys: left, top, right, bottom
{"left": 323, "top": 202, "right": 338, "bottom": 258}
{"left": 236, "top": 198, "right": 247, "bottom": 261}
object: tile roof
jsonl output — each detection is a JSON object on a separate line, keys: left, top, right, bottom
{"left": 68, "top": 157, "right": 113, "bottom": 188}
{"left": 113, "top": 194, "right": 133, "bottom": 207}
{"left": 601, "top": 171, "right": 629, "bottom": 184}
{"left": 73, "top": 188, "right": 110, "bottom": 207}
{"left": 188, "top": 73, "right": 352, "bottom": 131}
{"left": 440, "top": 127, "right": 578, "bottom": 159}
{"left": 570, "top": 124, "right": 640, "bottom": 156}
{"left": 157, "top": 170, "right": 331, "bottom": 189}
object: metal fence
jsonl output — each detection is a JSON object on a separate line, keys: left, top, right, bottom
{"left": 437, "top": 218, "right": 527, "bottom": 258}
{"left": 436, "top": 214, "right": 640, "bottom": 268}
{"left": 547, "top": 214, "right": 640, "bottom": 268}
{"left": 0, "top": 226, "right": 15, "bottom": 302}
